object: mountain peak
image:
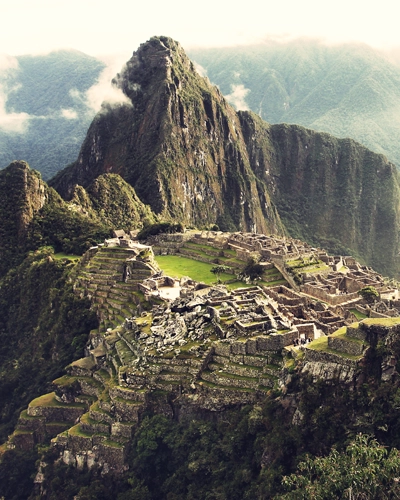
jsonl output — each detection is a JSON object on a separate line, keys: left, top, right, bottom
{"left": 113, "top": 35, "right": 194, "bottom": 101}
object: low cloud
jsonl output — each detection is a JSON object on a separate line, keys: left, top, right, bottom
{"left": 0, "top": 87, "right": 30, "bottom": 134}
{"left": 193, "top": 61, "right": 208, "bottom": 77}
{"left": 85, "top": 59, "right": 132, "bottom": 112}
{"left": 61, "top": 108, "right": 78, "bottom": 119}
{"left": 0, "top": 55, "right": 30, "bottom": 133}
{"left": 0, "top": 53, "right": 18, "bottom": 72}
{"left": 225, "top": 84, "right": 250, "bottom": 111}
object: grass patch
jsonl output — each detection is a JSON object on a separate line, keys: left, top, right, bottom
{"left": 68, "top": 424, "right": 94, "bottom": 438}
{"left": 331, "top": 327, "right": 367, "bottom": 345}
{"left": 53, "top": 252, "right": 80, "bottom": 261}
{"left": 155, "top": 255, "right": 232, "bottom": 284}
{"left": 70, "top": 357, "right": 96, "bottom": 370}
{"left": 227, "top": 281, "right": 257, "bottom": 290}
{"left": 362, "top": 317, "right": 400, "bottom": 326}
{"left": 29, "top": 392, "right": 86, "bottom": 409}
{"left": 350, "top": 308, "right": 367, "bottom": 320}
{"left": 298, "top": 264, "right": 330, "bottom": 274}
{"left": 307, "top": 334, "right": 364, "bottom": 360}
{"left": 307, "top": 336, "right": 329, "bottom": 351}
{"left": 80, "top": 412, "right": 98, "bottom": 425}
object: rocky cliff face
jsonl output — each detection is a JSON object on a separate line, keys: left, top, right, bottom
{"left": 239, "top": 113, "right": 400, "bottom": 276}
{"left": 50, "top": 36, "right": 400, "bottom": 277}
{"left": 50, "top": 37, "right": 284, "bottom": 235}
{"left": 0, "top": 161, "right": 48, "bottom": 276}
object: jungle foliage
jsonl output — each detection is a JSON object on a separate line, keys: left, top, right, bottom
{"left": 0, "top": 247, "right": 98, "bottom": 441}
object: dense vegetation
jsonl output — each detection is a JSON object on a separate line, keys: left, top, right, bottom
{"left": 0, "top": 247, "right": 98, "bottom": 441}
{"left": 4, "top": 358, "right": 400, "bottom": 499}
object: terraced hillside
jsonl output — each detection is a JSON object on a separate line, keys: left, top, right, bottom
{"left": 75, "top": 244, "right": 159, "bottom": 333}
{"left": 5, "top": 230, "right": 400, "bottom": 475}
{"left": 152, "top": 232, "right": 288, "bottom": 287}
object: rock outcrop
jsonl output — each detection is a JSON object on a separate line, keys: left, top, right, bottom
{"left": 49, "top": 36, "right": 285, "bottom": 235}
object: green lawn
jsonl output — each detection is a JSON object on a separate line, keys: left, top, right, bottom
{"left": 362, "top": 317, "right": 400, "bottom": 326}
{"left": 308, "top": 327, "right": 365, "bottom": 360}
{"left": 155, "top": 254, "right": 286, "bottom": 290}
{"left": 155, "top": 255, "right": 234, "bottom": 285}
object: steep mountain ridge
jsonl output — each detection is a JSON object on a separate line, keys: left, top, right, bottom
{"left": 50, "top": 37, "right": 284, "bottom": 236}
{"left": 0, "top": 161, "right": 156, "bottom": 279}
{"left": 0, "top": 161, "right": 47, "bottom": 276}
{"left": 239, "top": 114, "right": 400, "bottom": 275}
{"left": 50, "top": 37, "right": 400, "bottom": 277}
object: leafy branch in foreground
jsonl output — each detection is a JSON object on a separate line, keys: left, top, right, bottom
{"left": 278, "top": 434, "right": 400, "bottom": 500}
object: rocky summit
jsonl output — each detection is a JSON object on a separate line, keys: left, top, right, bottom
{"left": 50, "top": 36, "right": 400, "bottom": 277}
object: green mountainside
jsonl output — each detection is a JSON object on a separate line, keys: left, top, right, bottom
{"left": 0, "top": 50, "right": 105, "bottom": 179}
{"left": 189, "top": 40, "right": 400, "bottom": 167}
{"left": 0, "top": 161, "right": 156, "bottom": 441}
{"left": 240, "top": 114, "right": 400, "bottom": 275}
{"left": 0, "top": 161, "right": 156, "bottom": 277}
{"left": 50, "top": 37, "right": 400, "bottom": 277}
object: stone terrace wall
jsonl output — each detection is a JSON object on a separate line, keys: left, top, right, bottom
{"left": 304, "top": 348, "right": 359, "bottom": 367}
{"left": 346, "top": 325, "right": 367, "bottom": 341}
{"left": 301, "top": 283, "right": 359, "bottom": 305}
{"left": 264, "top": 286, "right": 305, "bottom": 306}
{"left": 328, "top": 337, "right": 365, "bottom": 356}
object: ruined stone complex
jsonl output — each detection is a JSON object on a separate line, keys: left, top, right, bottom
{"left": 7, "top": 230, "right": 400, "bottom": 473}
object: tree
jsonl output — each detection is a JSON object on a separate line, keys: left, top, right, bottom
{"left": 242, "top": 255, "right": 264, "bottom": 280}
{"left": 278, "top": 434, "right": 400, "bottom": 499}
{"left": 358, "top": 285, "right": 379, "bottom": 303}
{"left": 210, "top": 265, "right": 231, "bottom": 283}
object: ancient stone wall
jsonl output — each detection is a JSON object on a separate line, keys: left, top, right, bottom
{"left": 304, "top": 348, "right": 359, "bottom": 367}
{"left": 346, "top": 325, "right": 367, "bottom": 341}
{"left": 328, "top": 337, "right": 364, "bottom": 355}
{"left": 296, "top": 323, "right": 316, "bottom": 339}
{"left": 301, "top": 283, "right": 359, "bottom": 305}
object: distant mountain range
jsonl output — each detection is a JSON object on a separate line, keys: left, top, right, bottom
{"left": 188, "top": 40, "right": 400, "bottom": 167}
{"left": 0, "top": 50, "right": 105, "bottom": 179}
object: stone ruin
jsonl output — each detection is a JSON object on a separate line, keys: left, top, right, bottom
{"left": 6, "top": 229, "right": 400, "bottom": 474}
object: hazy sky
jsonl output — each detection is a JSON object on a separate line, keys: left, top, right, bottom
{"left": 2, "top": 0, "right": 400, "bottom": 60}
